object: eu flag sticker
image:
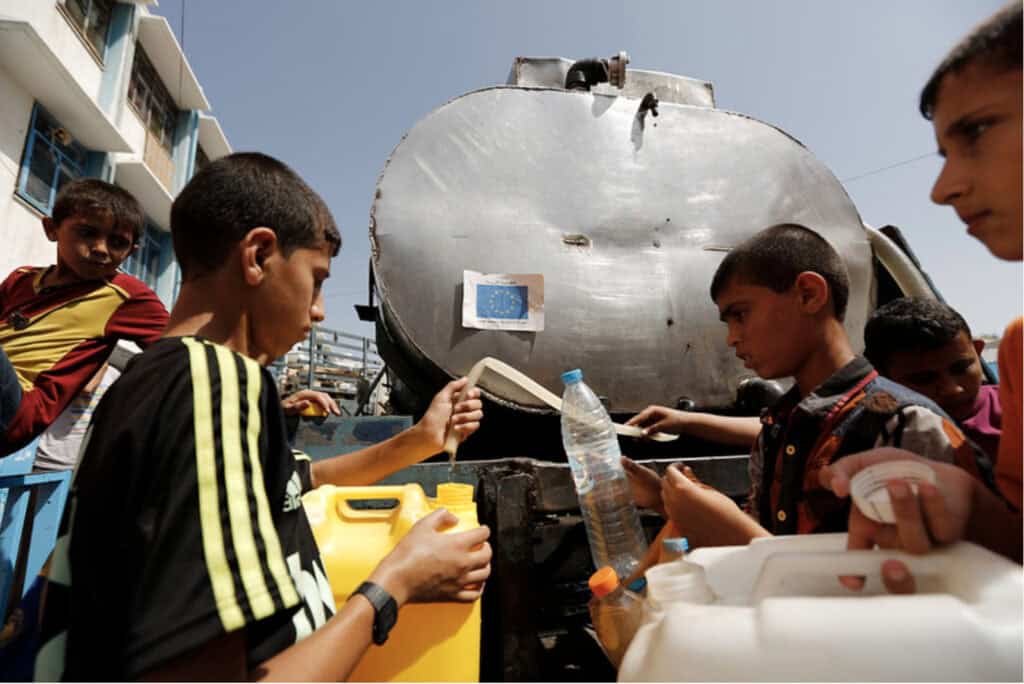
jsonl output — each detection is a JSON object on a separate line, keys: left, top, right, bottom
{"left": 462, "top": 270, "right": 544, "bottom": 331}
{"left": 476, "top": 284, "right": 529, "bottom": 320}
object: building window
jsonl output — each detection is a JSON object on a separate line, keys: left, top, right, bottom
{"left": 121, "top": 223, "right": 163, "bottom": 290}
{"left": 17, "top": 105, "right": 89, "bottom": 215}
{"left": 60, "top": 0, "right": 115, "bottom": 60}
{"left": 127, "top": 45, "right": 178, "bottom": 152}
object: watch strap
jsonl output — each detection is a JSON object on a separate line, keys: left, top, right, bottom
{"left": 351, "top": 581, "right": 398, "bottom": 645}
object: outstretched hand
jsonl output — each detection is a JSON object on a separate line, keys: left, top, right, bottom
{"left": 819, "top": 447, "right": 975, "bottom": 592}
{"left": 625, "top": 405, "right": 689, "bottom": 437}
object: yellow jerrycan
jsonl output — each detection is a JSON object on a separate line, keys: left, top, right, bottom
{"left": 303, "top": 482, "right": 482, "bottom": 682}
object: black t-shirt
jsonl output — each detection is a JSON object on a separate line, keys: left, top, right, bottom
{"left": 34, "top": 337, "right": 335, "bottom": 680}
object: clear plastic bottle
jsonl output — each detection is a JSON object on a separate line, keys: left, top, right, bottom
{"left": 561, "top": 368, "right": 648, "bottom": 580}
{"left": 588, "top": 566, "right": 643, "bottom": 669}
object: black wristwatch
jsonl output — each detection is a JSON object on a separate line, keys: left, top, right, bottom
{"left": 351, "top": 581, "right": 398, "bottom": 645}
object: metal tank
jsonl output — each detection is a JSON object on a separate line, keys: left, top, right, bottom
{"left": 366, "top": 54, "right": 930, "bottom": 450}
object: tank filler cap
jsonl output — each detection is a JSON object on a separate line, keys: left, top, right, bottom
{"left": 608, "top": 51, "right": 629, "bottom": 88}
{"left": 564, "top": 51, "right": 630, "bottom": 91}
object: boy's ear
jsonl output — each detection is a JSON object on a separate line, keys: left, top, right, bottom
{"left": 793, "top": 271, "right": 830, "bottom": 315}
{"left": 42, "top": 217, "right": 58, "bottom": 242}
{"left": 240, "top": 227, "right": 278, "bottom": 286}
{"left": 972, "top": 338, "right": 986, "bottom": 356}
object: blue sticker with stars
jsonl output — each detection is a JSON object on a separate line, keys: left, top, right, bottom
{"left": 476, "top": 284, "right": 529, "bottom": 320}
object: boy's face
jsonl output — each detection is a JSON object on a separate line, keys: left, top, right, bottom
{"left": 929, "top": 63, "right": 1023, "bottom": 261}
{"left": 715, "top": 279, "right": 808, "bottom": 381}
{"left": 252, "top": 242, "right": 331, "bottom": 361}
{"left": 44, "top": 212, "right": 136, "bottom": 281}
{"left": 882, "top": 331, "right": 985, "bottom": 421}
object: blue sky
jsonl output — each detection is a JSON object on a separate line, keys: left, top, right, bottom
{"left": 155, "top": 0, "right": 1020, "bottom": 336}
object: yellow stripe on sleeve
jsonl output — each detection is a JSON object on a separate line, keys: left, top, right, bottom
{"left": 241, "top": 355, "right": 300, "bottom": 608}
{"left": 182, "top": 338, "right": 245, "bottom": 631}
{"left": 212, "top": 345, "right": 276, "bottom": 621}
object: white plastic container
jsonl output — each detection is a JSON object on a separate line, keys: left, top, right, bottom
{"left": 618, "top": 533, "right": 1023, "bottom": 682}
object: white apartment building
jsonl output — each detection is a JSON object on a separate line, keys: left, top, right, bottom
{"left": 0, "top": 0, "right": 231, "bottom": 307}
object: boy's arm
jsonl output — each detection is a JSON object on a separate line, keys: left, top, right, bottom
{"left": 141, "top": 598, "right": 378, "bottom": 681}
{"left": 104, "top": 284, "right": 169, "bottom": 347}
{"left": 0, "top": 355, "right": 101, "bottom": 453}
{"left": 626, "top": 406, "right": 760, "bottom": 448}
{"left": 310, "top": 378, "right": 481, "bottom": 488}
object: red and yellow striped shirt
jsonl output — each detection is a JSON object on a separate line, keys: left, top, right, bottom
{"left": 0, "top": 266, "right": 168, "bottom": 453}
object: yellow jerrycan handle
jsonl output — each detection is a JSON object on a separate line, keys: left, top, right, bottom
{"left": 330, "top": 485, "right": 415, "bottom": 522}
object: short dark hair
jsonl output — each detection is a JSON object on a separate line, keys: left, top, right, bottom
{"left": 52, "top": 179, "right": 144, "bottom": 242}
{"left": 709, "top": 223, "right": 851, "bottom": 321}
{"left": 864, "top": 297, "right": 972, "bottom": 372}
{"left": 919, "top": 2, "right": 1022, "bottom": 119}
{"left": 171, "top": 152, "right": 341, "bottom": 281}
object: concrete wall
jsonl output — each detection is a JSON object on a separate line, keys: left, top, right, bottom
{"left": 119, "top": 106, "right": 148, "bottom": 157}
{"left": 0, "top": 68, "right": 52, "bottom": 276}
{"left": 0, "top": 0, "right": 105, "bottom": 99}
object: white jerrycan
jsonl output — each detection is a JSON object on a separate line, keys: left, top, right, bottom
{"left": 618, "top": 533, "right": 1023, "bottom": 682}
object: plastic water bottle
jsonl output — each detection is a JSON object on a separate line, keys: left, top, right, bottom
{"left": 561, "top": 369, "right": 648, "bottom": 580}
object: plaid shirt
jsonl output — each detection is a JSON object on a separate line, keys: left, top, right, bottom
{"left": 747, "top": 356, "right": 993, "bottom": 534}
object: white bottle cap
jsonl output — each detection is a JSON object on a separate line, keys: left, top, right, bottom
{"left": 850, "top": 460, "right": 937, "bottom": 524}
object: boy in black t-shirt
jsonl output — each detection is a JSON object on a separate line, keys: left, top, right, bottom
{"left": 34, "top": 153, "right": 492, "bottom": 681}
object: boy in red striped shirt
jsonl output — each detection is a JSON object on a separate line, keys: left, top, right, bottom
{"left": 0, "top": 179, "right": 168, "bottom": 455}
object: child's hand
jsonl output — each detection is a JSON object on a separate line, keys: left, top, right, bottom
{"left": 820, "top": 447, "right": 977, "bottom": 592}
{"left": 625, "top": 405, "right": 690, "bottom": 437}
{"left": 415, "top": 378, "right": 483, "bottom": 454}
{"left": 370, "top": 509, "right": 492, "bottom": 605}
{"left": 281, "top": 389, "right": 341, "bottom": 417}
{"left": 621, "top": 457, "right": 666, "bottom": 517}
{"left": 661, "top": 464, "right": 768, "bottom": 548}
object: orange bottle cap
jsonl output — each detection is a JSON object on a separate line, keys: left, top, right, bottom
{"left": 588, "top": 566, "right": 620, "bottom": 598}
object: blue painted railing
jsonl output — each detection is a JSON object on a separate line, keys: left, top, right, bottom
{"left": 0, "top": 440, "right": 71, "bottom": 620}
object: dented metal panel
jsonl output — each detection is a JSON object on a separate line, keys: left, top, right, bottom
{"left": 371, "top": 85, "right": 870, "bottom": 413}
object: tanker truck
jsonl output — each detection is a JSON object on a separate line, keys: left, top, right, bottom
{"left": 361, "top": 52, "right": 947, "bottom": 460}
{"left": 299, "top": 54, "right": 954, "bottom": 680}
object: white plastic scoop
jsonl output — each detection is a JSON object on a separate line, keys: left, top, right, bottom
{"left": 443, "top": 357, "right": 679, "bottom": 458}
